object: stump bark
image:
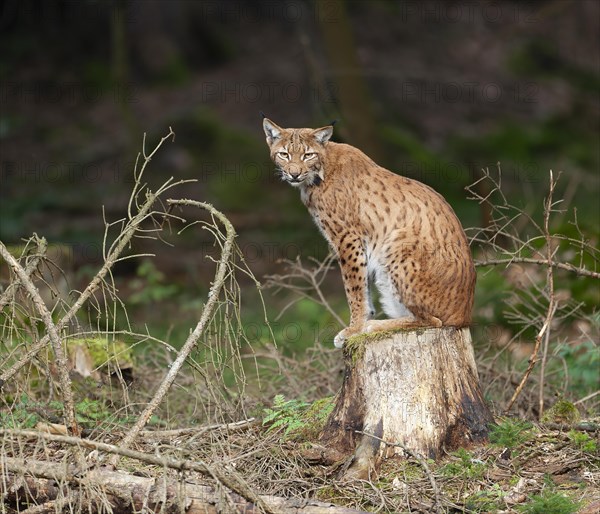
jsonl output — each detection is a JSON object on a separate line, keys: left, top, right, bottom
{"left": 320, "top": 327, "right": 493, "bottom": 477}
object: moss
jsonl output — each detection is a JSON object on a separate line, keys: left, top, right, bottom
{"left": 396, "top": 461, "right": 424, "bottom": 481}
{"left": 345, "top": 327, "right": 428, "bottom": 364}
{"left": 344, "top": 332, "right": 368, "bottom": 364}
{"left": 541, "top": 400, "right": 581, "bottom": 425}
{"left": 316, "top": 485, "right": 340, "bottom": 502}
{"left": 304, "top": 397, "right": 335, "bottom": 423}
{"left": 465, "top": 484, "right": 505, "bottom": 513}
{"left": 68, "top": 337, "right": 133, "bottom": 370}
{"left": 379, "top": 458, "right": 425, "bottom": 483}
{"left": 295, "top": 396, "right": 336, "bottom": 441}
{"left": 508, "top": 474, "right": 521, "bottom": 487}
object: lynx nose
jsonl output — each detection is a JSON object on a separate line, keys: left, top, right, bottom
{"left": 288, "top": 165, "right": 301, "bottom": 180}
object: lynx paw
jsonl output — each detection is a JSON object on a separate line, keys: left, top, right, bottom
{"left": 334, "top": 326, "right": 363, "bottom": 348}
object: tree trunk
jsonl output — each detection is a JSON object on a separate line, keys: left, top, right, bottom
{"left": 320, "top": 327, "right": 493, "bottom": 478}
{"left": 317, "top": 0, "right": 385, "bottom": 163}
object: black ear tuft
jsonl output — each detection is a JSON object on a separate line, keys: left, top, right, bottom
{"left": 330, "top": 119, "right": 339, "bottom": 126}
{"left": 259, "top": 111, "right": 267, "bottom": 119}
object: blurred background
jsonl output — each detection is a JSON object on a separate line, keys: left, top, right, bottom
{"left": 1, "top": 0, "right": 599, "bottom": 362}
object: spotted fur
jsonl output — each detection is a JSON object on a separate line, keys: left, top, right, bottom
{"left": 263, "top": 118, "right": 476, "bottom": 348}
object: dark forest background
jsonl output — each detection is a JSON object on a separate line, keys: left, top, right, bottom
{"left": 1, "top": 0, "right": 599, "bottom": 353}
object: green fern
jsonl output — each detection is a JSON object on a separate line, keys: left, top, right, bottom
{"left": 262, "top": 395, "right": 310, "bottom": 437}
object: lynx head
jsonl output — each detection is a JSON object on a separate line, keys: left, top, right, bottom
{"left": 263, "top": 118, "right": 334, "bottom": 188}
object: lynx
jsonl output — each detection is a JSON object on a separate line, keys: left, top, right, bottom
{"left": 263, "top": 118, "right": 476, "bottom": 348}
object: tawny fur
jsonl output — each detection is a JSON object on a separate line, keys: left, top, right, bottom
{"left": 263, "top": 118, "right": 476, "bottom": 348}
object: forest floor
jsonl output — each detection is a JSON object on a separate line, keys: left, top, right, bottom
{"left": 2, "top": 392, "right": 599, "bottom": 513}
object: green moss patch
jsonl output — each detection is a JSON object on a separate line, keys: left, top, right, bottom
{"left": 541, "top": 400, "right": 581, "bottom": 425}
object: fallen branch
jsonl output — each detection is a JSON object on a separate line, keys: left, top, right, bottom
{"left": 139, "top": 417, "right": 258, "bottom": 440}
{"left": 574, "top": 390, "right": 600, "bottom": 406}
{"left": 19, "top": 492, "right": 81, "bottom": 514}
{"left": 1, "top": 429, "right": 277, "bottom": 514}
{"left": 2, "top": 454, "right": 361, "bottom": 513}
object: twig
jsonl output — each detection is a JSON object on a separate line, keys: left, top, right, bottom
{"left": 474, "top": 257, "right": 599, "bottom": 279}
{"left": 1, "top": 429, "right": 279, "bottom": 514}
{"left": 355, "top": 430, "right": 442, "bottom": 514}
{"left": 0, "top": 128, "right": 180, "bottom": 386}
{"left": 538, "top": 171, "right": 559, "bottom": 417}
{"left": 504, "top": 171, "right": 559, "bottom": 415}
{"left": 504, "top": 301, "right": 556, "bottom": 415}
{"left": 265, "top": 254, "right": 345, "bottom": 327}
{"left": 140, "top": 417, "right": 258, "bottom": 439}
{"left": 574, "top": 390, "right": 600, "bottom": 405}
{"left": 467, "top": 167, "right": 599, "bottom": 286}
{"left": 0, "top": 242, "right": 79, "bottom": 437}
{"left": 0, "top": 234, "right": 47, "bottom": 312}
{"left": 110, "top": 198, "right": 237, "bottom": 464}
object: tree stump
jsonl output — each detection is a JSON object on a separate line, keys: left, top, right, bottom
{"left": 320, "top": 327, "right": 493, "bottom": 477}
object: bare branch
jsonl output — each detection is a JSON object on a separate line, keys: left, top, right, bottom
{"left": 110, "top": 198, "right": 237, "bottom": 463}
{"left": 475, "top": 257, "right": 600, "bottom": 279}
{"left": 538, "top": 170, "right": 559, "bottom": 417}
{"left": 0, "top": 243, "right": 79, "bottom": 436}
{"left": 504, "top": 171, "right": 559, "bottom": 414}
{"left": 0, "top": 234, "right": 48, "bottom": 312}
{"left": 0, "top": 129, "right": 176, "bottom": 385}
{"left": 265, "top": 254, "right": 345, "bottom": 327}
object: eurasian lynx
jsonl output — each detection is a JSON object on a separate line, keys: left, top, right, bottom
{"left": 263, "top": 118, "right": 476, "bottom": 348}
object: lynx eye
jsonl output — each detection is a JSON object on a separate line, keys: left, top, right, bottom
{"left": 303, "top": 152, "right": 317, "bottom": 160}
{"left": 277, "top": 151, "right": 290, "bottom": 160}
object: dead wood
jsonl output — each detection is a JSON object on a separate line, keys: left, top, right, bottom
{"left": 2, "top": 457, "right": 364, "bottom": 514}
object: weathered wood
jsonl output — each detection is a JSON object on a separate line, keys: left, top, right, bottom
{"left": 1, "top": 457, "right": 363, "bottom": 514}
{"left": 320, "top": 327, "right": 493, "bottom": 477}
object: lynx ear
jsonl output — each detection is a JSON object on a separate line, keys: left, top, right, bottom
{"left": 312, "top": 125, "right": 334, "bottom": 144}
{"left": 263, "top": 118, "right": 283, "bottom": 145}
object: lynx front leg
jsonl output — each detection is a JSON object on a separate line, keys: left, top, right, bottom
{"left": 334, "top": 237, "right": 370, "bottom": 348}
